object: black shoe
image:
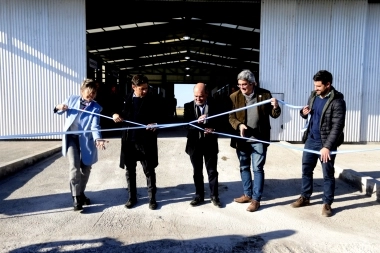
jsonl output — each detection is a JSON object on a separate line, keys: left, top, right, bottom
{"left": 125, "top": 198, "right": 137, "bottom": 209}
{"left": 73, "top": 196, "right": 83, "bottom": 211}
{"left": 149, "top": 198, "right": 157, "bottom": 210}
{"left": 190, "top": 196, "right": 204, "bottom": 206}
{"left": 211, "top": 196, "right": 221, "bottom": 208}
{"left": 80, "top": 193, "right": 91, "bottom": 205}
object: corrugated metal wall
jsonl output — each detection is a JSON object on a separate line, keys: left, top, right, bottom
{"left": 0, "top": 0, "right": 86, "bottom": 139}
{"left": 260, "top": 0, "right": 380, "bottom": 142}
{"left": 361, "top": 4, "right": 380, "bottom": 142}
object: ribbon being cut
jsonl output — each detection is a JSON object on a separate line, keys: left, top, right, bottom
{"left": 1, "top": 99, "right": 379, "bottom": 155}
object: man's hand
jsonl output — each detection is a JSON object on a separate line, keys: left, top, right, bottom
{"left": 204, "top": 128, "right": 214, "bottom": 134}
{"left": 320, "top": 147, "right": 331, "bottom": 163}
{"left": 302, "top": 105, "right": 311, "bottom": 116}
{"left": 112, "top": 114, "right": 123, "bottom": 123}
{"left": 239, "top": 124, "right": 247, "bottom": 137}
{"left": 198, "top": 114, "right": 207, "bottom": 124}
{"left": 146, "top": 123, "right": 157, "bottom": 132}
{"left": 270, "top": 98, "right": 279, "bottom": 109}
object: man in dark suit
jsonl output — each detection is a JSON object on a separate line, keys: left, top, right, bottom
{"left": 112, "top": 74, "right": 161, "bottom": 210}
{"left": 184, "top": 83, "right": 222, "bottom": 208}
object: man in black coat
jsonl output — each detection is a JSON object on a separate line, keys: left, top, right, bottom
{"left": 184, "top": 82, "right": 222, "bottom": 207}
{"left": 290, "top": 70, "right": 346, "bottom": 217}
{"left": 112, "top": 74, "right": 161, "bottom": 210}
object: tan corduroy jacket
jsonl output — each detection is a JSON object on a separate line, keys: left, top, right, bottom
{"left": 228, "top": 87, "right": 281, "bottom": 149}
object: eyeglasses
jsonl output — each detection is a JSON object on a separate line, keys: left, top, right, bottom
{"left": 237, "top": 83, "right": 249, "bottom": 87}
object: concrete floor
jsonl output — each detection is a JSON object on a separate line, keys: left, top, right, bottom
{"left": 0, "top": 134, "right": 379, "bottom": 252}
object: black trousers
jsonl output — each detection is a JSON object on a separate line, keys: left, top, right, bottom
{"left": 124, "top": 143, "right": 157, "bottom": 200}
{"left": 189, "top": 148, "right": 218, "bottom": 198}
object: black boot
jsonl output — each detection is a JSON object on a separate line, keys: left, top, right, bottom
{"left": 73, "top": 196, "right": 83, "bottom": 211}
{"left": 80, "top": 192, "right": 91, "bottom": 205}
{"left": 125, "top": 198, "right": 137, "bottom": 209}
{"left": 149, "top": 197, "right": 157, "bottom": 210}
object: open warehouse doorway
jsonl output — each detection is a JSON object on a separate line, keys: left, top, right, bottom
{"left": 85, "top": 0, "right": 261, "bottom": 136}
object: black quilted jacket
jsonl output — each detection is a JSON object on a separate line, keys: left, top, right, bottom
{"left": 301, "top": 87, "right": 346, "bottom": 150}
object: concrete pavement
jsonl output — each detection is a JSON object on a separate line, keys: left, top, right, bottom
{"left": 0, "top": 127, "right": 380, "bottom": 252}
{"left": 1, "top": 128, "right": 379, "bottom": 201}
{"left": 275, "top": 141, "right": 380, "bottom": 201}
{"left": 0, "top": 140, "right": 61, "bottom": 180}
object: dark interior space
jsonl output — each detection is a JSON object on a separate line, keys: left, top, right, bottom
{"left": 85, "top": 0, "right": 261, "bottom": 137}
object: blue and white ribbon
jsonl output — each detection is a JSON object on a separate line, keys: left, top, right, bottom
{"left": 1, "top": 99, "right": 379, "bottom": 155}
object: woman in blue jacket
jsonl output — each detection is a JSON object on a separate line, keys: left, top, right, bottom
{"left": 54, "top": 79, "right": 107, "bottom": 211}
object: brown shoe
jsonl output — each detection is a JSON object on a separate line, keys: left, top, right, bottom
{"left": 246, "top": 200, "right": 260, "bottom": 212}
{"left": 234, "top": 194, "right": 252, "bottom": 203}
{"left": 290, "top": 196, "right": 310, "bottom": 208}
{"left": 322, "top": 204, "right": 332, "bottom": 217}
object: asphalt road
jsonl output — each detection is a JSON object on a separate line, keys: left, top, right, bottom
{"left": 0, "top": 135, "right": 379, "bottom": 253}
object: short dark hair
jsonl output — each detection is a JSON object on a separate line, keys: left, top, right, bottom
{"left": 132, "top": 74, "right": 149, "bottom": 86}
{"left": 313, "top": 70, "right": 333, "bottom": 85}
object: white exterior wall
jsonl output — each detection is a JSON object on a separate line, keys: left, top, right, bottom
{"left": 0, "top": 0, "right": 86, "bottom": 139}
{"left": 361, "top": 4, "right": 380, "bottom": 141}
{"left": 261, "top": 0, "right": 380, "bottom": 142}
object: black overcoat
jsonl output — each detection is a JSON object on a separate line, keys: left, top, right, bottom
{"left": 114, "top": 91, "right": 162, "bottom": 169}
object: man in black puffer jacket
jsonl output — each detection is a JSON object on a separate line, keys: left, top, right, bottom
{"left": 290, "top": 70, "right": 346, "bottom": 217}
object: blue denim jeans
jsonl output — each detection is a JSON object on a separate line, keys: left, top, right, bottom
{"left": 301, "top": 138, "right": 336, "bottom": 205}
{"left": 236, "top": 142, "right": 267, "bottom": 201}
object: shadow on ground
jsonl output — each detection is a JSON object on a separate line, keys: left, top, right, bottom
{"left": 8, "top": 230, "right": 296, "bottom": 253}
{"left": 1, "top": 175, "right": 374, "bottom": 216}
{"left": 0, "top": 152, "right": 61, "bottom": 201}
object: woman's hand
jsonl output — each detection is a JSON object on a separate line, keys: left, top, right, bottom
{"left": 56, "top": 104, "right": 68, "bottom": 111}
{"left": 95, "top": 139, "right": 108, "bottom": 150}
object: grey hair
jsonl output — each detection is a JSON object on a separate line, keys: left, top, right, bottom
{"left": 237, "top": 69, "right": 256, "bottom": 84}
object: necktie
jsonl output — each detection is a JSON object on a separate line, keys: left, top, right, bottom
{"left": 196, "top": 106, "right": 204, "bottom": 139}
{"left": 196, "top": 106, "right": 202, "bottom": 117}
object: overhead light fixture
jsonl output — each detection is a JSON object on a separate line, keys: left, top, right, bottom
{"left": 186, "top": 67, "right": 190, "bottom": 70}
{"left": 183, "top": 35, "right": 190, "bottom": 40}
{"left": 186, "top": 74, "right": 190, "bottom": 77}
{"left": 185, "top": 56, "right": 190, "bottom": 60}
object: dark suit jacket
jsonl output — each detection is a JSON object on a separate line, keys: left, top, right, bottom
{"left": 183, "top": 97, "right": 221, "bottom": 156}
{"left": 112, "top": 91, "right": 162, "bottom": 169}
